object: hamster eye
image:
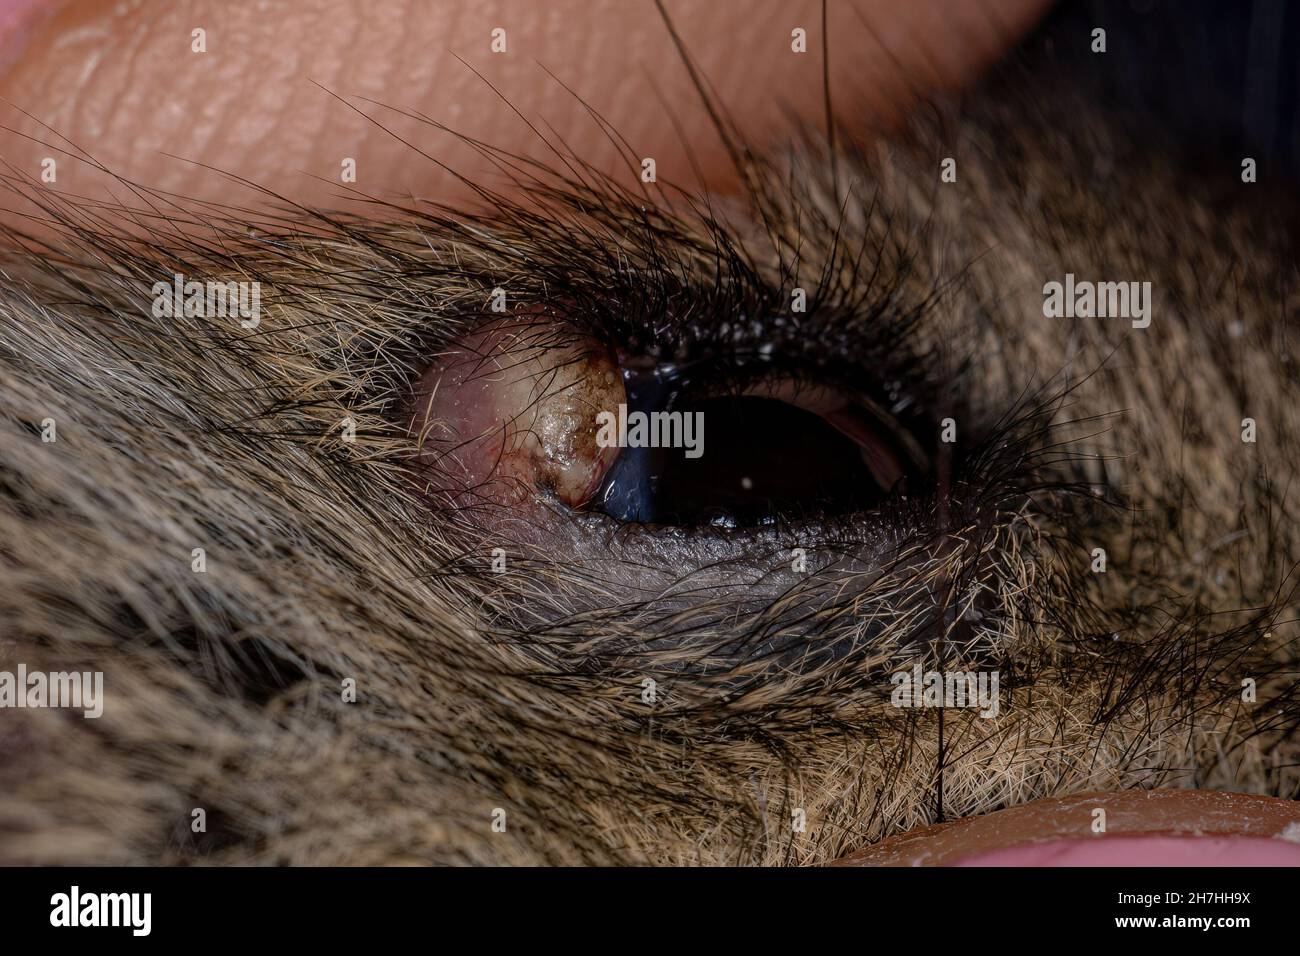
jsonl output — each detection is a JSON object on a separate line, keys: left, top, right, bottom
{"left": 590, "top": 369, "right": 928, "bottom": 528}
{"left": 411, "top": 319, "right": 932, "bottom": 530}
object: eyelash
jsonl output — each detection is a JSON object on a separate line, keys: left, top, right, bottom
{"left": 10, "top": 101, "right": 1058, "bottom": 544}
{"left": 397, "top": 168, "right": 980, "bottom": 479}
{"left": 418, "top": 183, "right": 1035, "bottom": 533}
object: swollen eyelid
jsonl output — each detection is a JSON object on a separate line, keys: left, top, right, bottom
{"left": 412, "top": 321, "right": 624, "bottom": 510}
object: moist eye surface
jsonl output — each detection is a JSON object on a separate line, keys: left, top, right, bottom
{"left": 414, "top": 318, "right": 935, "bottom": 532}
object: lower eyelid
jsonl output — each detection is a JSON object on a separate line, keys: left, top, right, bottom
{"left": 411, "top": 315, "right": 926, "bottom": 528}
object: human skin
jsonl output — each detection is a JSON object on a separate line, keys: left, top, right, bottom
{"left": 833, "top": 790, "right": 1300, "bottom": 865}
{"left": 0, "top": 0, "right": 1048, "bottom": 210}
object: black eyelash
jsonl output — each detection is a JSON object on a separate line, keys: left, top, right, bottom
{"left": 359, "top": 126, "right": 980, "bottom": 489}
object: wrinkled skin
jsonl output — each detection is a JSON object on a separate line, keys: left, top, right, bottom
{"left": 0, "top": 55, "right": 1297, "bottom": 864}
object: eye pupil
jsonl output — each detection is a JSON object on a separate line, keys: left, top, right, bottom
{"left": 592, "top": 395, "right": 900, "bottom": 527}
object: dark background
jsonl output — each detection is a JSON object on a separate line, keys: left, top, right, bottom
{"left": 1028, "top": 0, "right": 1300, "bottom": 181}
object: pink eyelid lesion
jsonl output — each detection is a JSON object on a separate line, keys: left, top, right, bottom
{"left": 411, "top": 320, "right": 625, "bottom": 510}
